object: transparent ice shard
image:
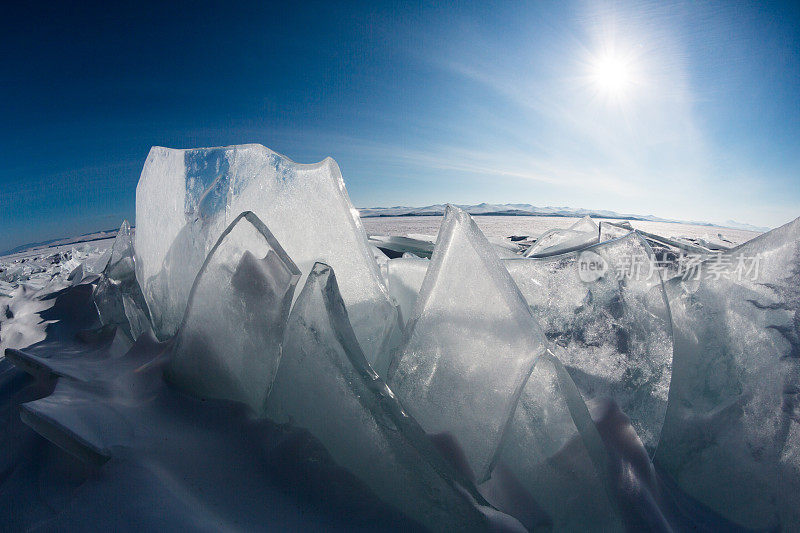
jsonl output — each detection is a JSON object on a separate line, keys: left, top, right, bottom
{"left": 655, "top": 216, "right": 800, "bottom": 529}
{"left": 369, "top": 244, "right": 389, "bottom": 285}
{"left": 496, "top": 347, "right": 622, "bottom": 530}
{"left": 524, "top": 227, "right": 599, "bottom": 258}
{"left": 266, "top": 262, "right": 488, "bottom": 531}
{"left": 486, "top": 236, "right": 524, "bottom": 257}
{"left": 656, "top": 232, "right": 733, "bottom": 254}
{"left": 82, "top": 246, "right": 112, "bottom": 275}
{"left": 135, "top": 145, "right": 398, "bottom": 361}
{"left": 104, "top": 220, "right": 136, "bottom": 281}
{"left": 523, "top": 216, "right": 599, "bottom": 258}
{"left": 390, "top": 205, "right": 547, "bottom": 482}
{"left": 505, "top": 232, "right": 673, "bottom": 451}
{"left": 67, "top": 263, "right": 85, "bottom": 285}
{"left": 385, "top": 256, "right": 429, "bottom": 325}
{"left": 166, "top": 212, "right": 300, "bottom": 414}
{"left": 599, "top": 220, "right": 633, "bottom": 242}
{"left": 133, "top": 147, "right": 217, "bottom": 338}
{"left": 636, "top": 228, "right": 713, "bottom": 256}
{"left": 93, "top": 220, "right": 151, "bottom": 342}
{"left": 696, "top": 236, "right": 731, "bottom": 251}
{"left": 368, "top": 235, "right": 435, "bottom": 258}
{"left": 673, "top": 234, "right": 732, "bottom": 252}
{"left": 369, "top": 234, "right": 520, "bottom": 259}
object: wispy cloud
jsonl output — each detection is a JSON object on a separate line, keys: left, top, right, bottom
{"left": 388, "top": 2, "right": 729, "bottom": 221}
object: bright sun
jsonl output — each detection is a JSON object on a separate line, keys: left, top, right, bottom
{"left": 590, "top": 53, "right": 635, "bottom": 99}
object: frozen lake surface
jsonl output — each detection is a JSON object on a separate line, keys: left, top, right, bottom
{"left": 362, "top": 215, "right": 761, "bottom": 246}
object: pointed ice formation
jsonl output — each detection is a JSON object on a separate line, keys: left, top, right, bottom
{"left": 570, "top": 215, "right": 600, "bottom": 234}
{"left": 368, "top": 233, "right": 672, "bottom": 452}
{"left": 656, "top": 216, "right": 800, "bottom": 529}
{"left": 93, "top": 220, "right": 151, "bottom": 342}
{"left": 135, "top": 145, "right": 398, "bottom": 361}
{"left": 524, "top": 216, "right": 599, "bottom": 258}
{"left": 165, "top": 212, "right": 300, "bottom": 414}
{"left": 105, "top": 220, "right": 135, "bottom": 279}
{"left": 505, "top": 232, "right": 673, "bottom": 451}
{"left": 390, "top": 205, "right": 548, "bottom": 482}
{"left": 266, "top": 262, "right": 489, "bottom": 531}
{"left": 496, "top": 347, "right": 622, "bottom": 530}
{"left": 67, "top": 263, "right": 85, "bottom": 285}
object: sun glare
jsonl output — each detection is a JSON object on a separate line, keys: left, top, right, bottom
{"left": 589, "top": 52, "right": 636, "bottom": 100}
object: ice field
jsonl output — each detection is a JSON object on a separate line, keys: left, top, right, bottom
{"left": 1, "top": 144, "right": 799, "bottom": 531}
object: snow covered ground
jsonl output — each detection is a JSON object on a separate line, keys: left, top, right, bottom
{"left": 0, "top": 237, "right": 116, "bottom": 292}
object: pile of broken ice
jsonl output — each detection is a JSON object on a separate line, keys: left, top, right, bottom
{"left": 4, "top": 143, "right": 800, "bottom": 531}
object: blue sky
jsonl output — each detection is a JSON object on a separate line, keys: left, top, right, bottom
{"left": 1, "top": 0, "right": 799, "bottom": 252}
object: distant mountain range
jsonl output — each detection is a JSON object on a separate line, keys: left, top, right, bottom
{"left": 358, "top": 203, "right": 771, "bottom": 232}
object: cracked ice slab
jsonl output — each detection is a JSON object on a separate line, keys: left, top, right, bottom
{"left": 390, "top": 205, "right": 547, "bottom": 482}
{"left": 524, "top": 217, "right": 599, "bottom": 258}
{"left": 599, "top": 220, "right": 633, "bottom": 242}
{"left": 135, "top": 144, "right": 399, "bottom": 360}
{"left": 505, "top": 232, "right": 673, "bottom": 452}
{"left": 368, "top": 235, "right": 435, "bottom": 258}
{"left": 656, "top": 216, "right": 800, "bottom": 529}
{"left": 382, "top": 232, "right": 673, "bottom": 451}
{"left": 166, "top": 211, "right": 300, "bottom": 414}
{"left": 266, "top": 262, "right": 490, "bottom": 532}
